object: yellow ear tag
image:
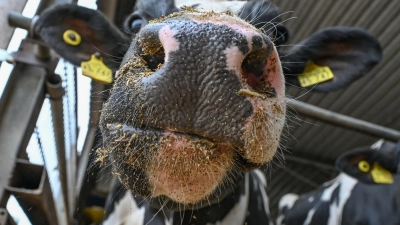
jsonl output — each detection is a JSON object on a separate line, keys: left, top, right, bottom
{"left": 81, "top": 54, "right": 113, "bottom": 84}
{"left": 358, "top": 160, "right": 370, "bottom": 173}
{"left": 298, "top": 61, "right": 334, "bottom": 87}
{"left": 63, "top": 30, "right": 81, "bottom": 46}
{"left": 83, "top": 206, "right": 105, "bottom": 223}
{"left": 371, "top": 163, "right": 394, "bottom": 184}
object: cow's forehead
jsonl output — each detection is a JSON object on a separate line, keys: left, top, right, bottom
{"left": 175, "top": 0, "right": 247, "bottom": 13}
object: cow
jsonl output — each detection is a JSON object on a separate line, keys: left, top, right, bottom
{"left": 33, "top": 0, "right": 382, "bottom": 224}
{"left": 277, "top": 140, "right": 400, "bottom": 225}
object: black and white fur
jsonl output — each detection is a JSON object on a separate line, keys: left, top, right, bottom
{"left": 103, "top": 169, "right": 273, "bottom": 225}
{"left": 278, "top": 140, "right": 400, "bottom": 225}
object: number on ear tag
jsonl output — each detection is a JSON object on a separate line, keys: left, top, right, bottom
{"left": 81, "top": 54, "right": 113, "bottom": 84}
{"left": 298, "top": 61, "right": 334, "bottom": 87}
{"left": 371, "top": 163, "right": 394, "bottom": 184}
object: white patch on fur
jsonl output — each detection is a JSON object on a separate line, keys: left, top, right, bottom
{"left": 276, "top": 193, "right": 299, "bottom": 225}
{"left": 253, "top": 170, "right": 274, "bottom": 225}
{"left": 303, "top": 208, "right": 317, "bottom": 225}
{"left": 321, "top": 177, "right": 341, "bottom": 202}
{"left": 326, "top": 173, "right": 358, "bottom": 225}
{"left": 213, "top": 173, "right": 249, "bottom": 225}
{"left": 102, "top": 191, "right": 145, "bottom": 225}
{"left": 279, "top": 193, "right": 299, "bottom": 211}
{"left": 175, "top": 0, "right": 246, "bottom": 13}
{"left": 165, "top": 216, "right": 173, "bottom": 225}
{"left": 278, "top": 174, "right": 358, "bottom": 225}
{"left": 371, "top": 139, "right": 384, "bottom": 150}
{"left": 253, "top": 169, "right": 267, "bottom": 187}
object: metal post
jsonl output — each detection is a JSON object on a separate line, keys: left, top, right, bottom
{"left": 0, "top": 208, "right": 17, "bottom": 225}
{"left": 0, "top": 208, "right": 6, "bottom": 225}
{"left": 46, "top": 74, "right": 70, "bottom": 223}
{"left": 4, "top": 1, "right": 83, "bottom": 224}
{"left": 73, "top": 129, "right": 96, "bottom": 223}
{"left": 287, "top": 99, "right": 400, "bottom": 142}
{"left": 75, "top": 129, "right": 96, "bottom": 200}
{"left": 6, "top": 159, "right": 59, "bottom": 225}
{"left": 284, "top": 155, "right": 337, "bottom": 171}
{"left": 0, "top": 63, "right": 46, "bottom": 207}
{"left": 7, "top": 12, "right": 32, "bottom": 31}
{"left": 0, "top": 0, "right": 28, "bottom": 50}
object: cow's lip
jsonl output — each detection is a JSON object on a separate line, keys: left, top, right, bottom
{"left": 104, "top": 123, "right": 238, "bottom": 159}
{"left": 105, "top": 123, "right": 233, "bottom": 148}
{"left": 104, "top": 123, "right": 237, "bottom": 204}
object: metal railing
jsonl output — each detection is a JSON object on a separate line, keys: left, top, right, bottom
{"left": 0, "top": 3, "right": 76, "bottom": 224}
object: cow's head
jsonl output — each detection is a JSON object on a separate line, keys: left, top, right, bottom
{"left": 34, "top": 0, "right": 382, "bottom": 207}
{"left": 99, "top": 4, "right": 287, "bottom": 206}
{"left": 336, "top": 141, "right": 400, "bottom": 184}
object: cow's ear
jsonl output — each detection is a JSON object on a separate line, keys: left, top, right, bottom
{"left": 335, "top": 147, "right": 397, "bottom": 184}
{"left": 35, "top": 4, "right": 130, "bottom": 70}
{"left": 239, "top": 0, "right": 290, "bottom": 46}
{"left": 281, "top": 27, "right": 382, "bottom": 92}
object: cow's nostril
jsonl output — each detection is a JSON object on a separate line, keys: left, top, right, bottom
{"left": 240, "top": 35, "right": 274, "bottom": 95}
{"left": 137, "top": 40, "right": 165, "bottom": 71}
{"left": 242, "top": 52, "right": 265, "bottom": 90}
{"left": 241, "top": 52, "right": 269, "bottom": 92}
{"left": 135, "top": 28, "right": 166, "bottom": 71}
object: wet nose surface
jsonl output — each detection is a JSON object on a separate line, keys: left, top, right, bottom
{"left": 100, "top": 10, "right": 286, "bottom": 204}
{"left": 111, "top": 12, "right": 282, "bottom": 147}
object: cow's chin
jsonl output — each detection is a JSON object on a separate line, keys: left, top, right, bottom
{"left": 103, "top": 124, "right": 236, "bottom": 204}
{"left": 147, "top": 132, "right": 235, "bottom": 204}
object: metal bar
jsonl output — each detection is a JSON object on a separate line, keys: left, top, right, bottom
{"left": 90, "top": 85, "right": 106, "bottom": 128}
{"left": 68, "top": 67, "right": 78, "bottom": 219}
{"left": 0, "top": 0, "right": 27, "bottom": 50}
{"left": 72, "top": 2, "right": 119, "bottom": 223}
{"left": 0, "top": 63, "right": 46, "bottom": 207}
{"left": 284, "top": 155, "right": 337, "bottom": 171}
{"left": 0, "top": 208, "right": 6, "bottom": 225}
{"left": 287, "top": 99, "right": 400, "bottom": 142}
{"left": 4, "top": 1, "right": 78, "bottom": 223}
{"left": 8, "top": 11, "right": 33, "bottom": 31}
{"left": 73, "top": 129, "right": 96, "bottom": 223}
{"left": 0, "top": 208, "right": 17, "bottom": 225}
{"left": 6, "top": 159, "right": 59, "bottom": 225}
{"left": 68, "top": 145, "right": 77, "bottom": 220}
{"left": 11, "top": 39, "right": 59, "bottom": 69}
{"left": 45, "top": 74, "right": 70, "bottom": 223}
{"left": 75, "top": 129, "right": 96, "bottom": 200}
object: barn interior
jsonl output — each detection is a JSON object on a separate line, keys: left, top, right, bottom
{"left": 0, "top": 0, "right": 399, "bottom": 224}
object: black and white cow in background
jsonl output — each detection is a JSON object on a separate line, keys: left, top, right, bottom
{"left": 278, "top": 140, "right": 400, "bottom": 225}
{"left": 34, "top": 0, "right": 382, "bottom": 224}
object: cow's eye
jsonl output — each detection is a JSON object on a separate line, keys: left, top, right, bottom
{"left": 274, "top": 30, "right": 286, "bottom": 45}
{"left": 271, "top": 25, "right": 289, "bottom": 46}
{"left": 131, "top": 19, "right": 143, "bottom": 33}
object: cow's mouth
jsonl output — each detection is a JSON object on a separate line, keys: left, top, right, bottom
{"left": 103, "top": 123, "right": 237, "bottom": 204}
